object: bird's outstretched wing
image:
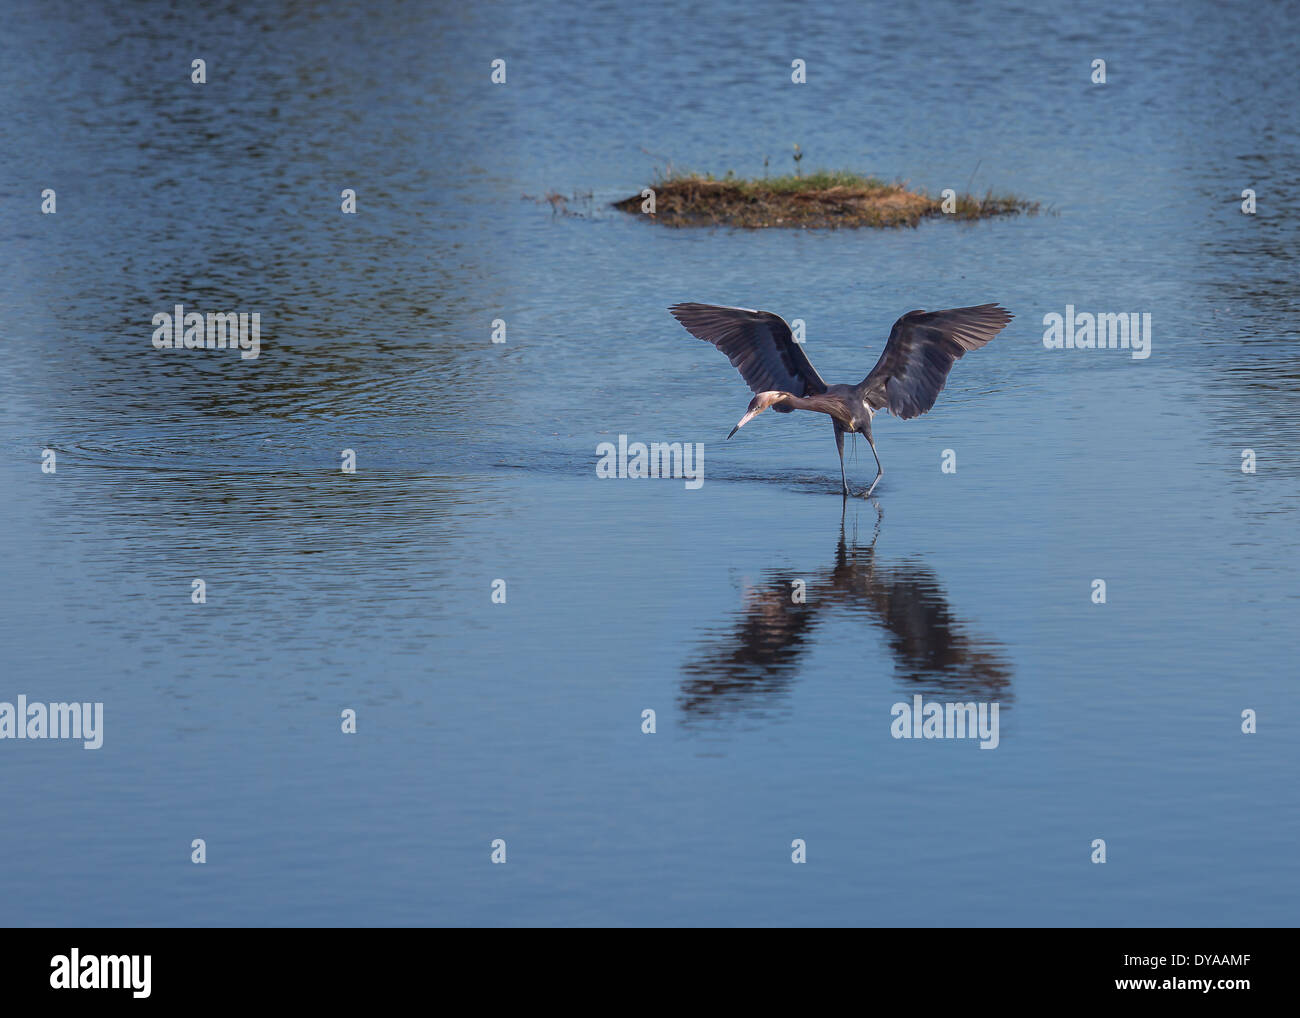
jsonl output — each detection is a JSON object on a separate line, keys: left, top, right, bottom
{"left": 858, "top": 304, "right": 1012, "bottom": 420}
{"left": 669, "top": 303, "right": 828, "bottom": 409}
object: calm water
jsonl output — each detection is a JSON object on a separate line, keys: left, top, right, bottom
{"left": 1, "top": 0, "right": 1297, "bottom": 926}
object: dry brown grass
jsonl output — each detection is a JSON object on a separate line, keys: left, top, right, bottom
{"left": 612, "top": 172, "right": 1037, "bottom": 229}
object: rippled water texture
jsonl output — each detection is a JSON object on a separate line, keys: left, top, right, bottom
{"left": 1, "top": 0, "right": 1296, "bottom": 926}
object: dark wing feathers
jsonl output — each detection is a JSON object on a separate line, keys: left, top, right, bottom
{"left": 859, "top": 304, "right": 1012, "bottom": 420}
{"left": 668, "top": 304, "right": 828, "bottom": 406}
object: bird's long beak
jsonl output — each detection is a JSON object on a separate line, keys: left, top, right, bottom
{"left": 727, "top": 407, "right": 760, "bottom": 440}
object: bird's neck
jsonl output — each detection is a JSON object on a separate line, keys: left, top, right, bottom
{"left": 781, "top": 392, "right": 853, "bottom": 427}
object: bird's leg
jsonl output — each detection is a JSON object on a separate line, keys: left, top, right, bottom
{"left": 833, "top": 423, "right": 849, "bottom": 497}
{"left": 865, "top": 434, "right": 883, "bottom": 498}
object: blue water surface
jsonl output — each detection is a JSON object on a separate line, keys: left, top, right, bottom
{"left": 0, "top": 0, "right": 1296, "bottom": 926}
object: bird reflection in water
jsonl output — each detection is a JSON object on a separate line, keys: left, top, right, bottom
{"left": 680, "top": 505, "right": 1013, "bottom": 721}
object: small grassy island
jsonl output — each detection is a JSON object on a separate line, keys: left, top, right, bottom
{"left": 612, "top": 170, "right": 1038, "bottom": 229}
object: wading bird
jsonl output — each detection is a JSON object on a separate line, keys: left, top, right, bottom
{"left": 668, "top": 302, "right": 1013, "bottom": 496}
{"left": 679, "top": 504, "right": 1013, "bottom": 719}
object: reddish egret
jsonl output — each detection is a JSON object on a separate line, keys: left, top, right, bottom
{"left": 680, "top": 504, "right": 1013, "bottom": 717}
{"left": 668, "top": 302, "right": 1013, "bottom": 496}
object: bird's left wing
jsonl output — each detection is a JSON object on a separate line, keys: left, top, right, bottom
{"left": 669, "top": 303, "right": 828, "bottom": 404}
{"left": 858, "top": 304, "right": 1012, "bottom": 420}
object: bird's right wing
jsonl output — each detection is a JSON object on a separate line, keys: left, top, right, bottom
{"left": 668, "top": 304, "right": 828, "bottom": 404}
{"left": 858, "top": 304, "right": 1012, "bottom": 420}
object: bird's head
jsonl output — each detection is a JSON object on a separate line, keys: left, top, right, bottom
{"left": 727, "top": 391, "right": 788, "bottom": 439}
